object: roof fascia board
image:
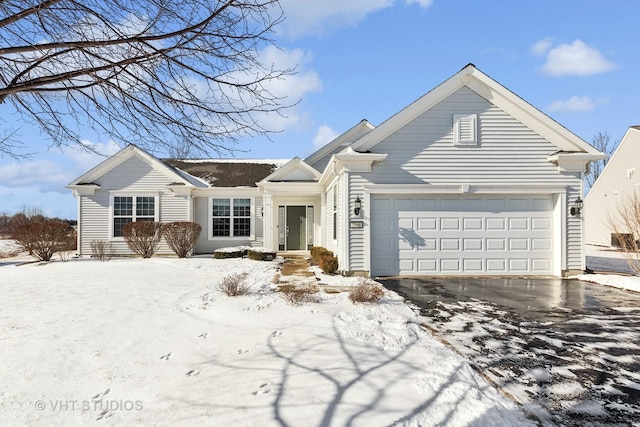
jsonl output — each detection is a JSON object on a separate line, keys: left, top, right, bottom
{"left": 351, "top": 64, "right": 603, "bottom": 156}
{"left": 260, "top": 157, "right": 320, "bottom": 183}
{"left": 464, "top": 74, "right": 602, "bottom": 154}
{"left": 586, "top": 127, "right": 639, "bottom": 200}
{"left": 351, "top": 66, "right": 471, "bottom": 152}
{"left": 305, "top": 120, "right": 375, "bottom": 166}
{"left": 68, "top": 145, "right": 196, "bottom": 187}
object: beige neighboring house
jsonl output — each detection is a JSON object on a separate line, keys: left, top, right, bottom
{"left": 68, "top": 64, "right": 606, "bottom": 277}
{"left": 585, "top": 126, "right": 640, "bottom": 246}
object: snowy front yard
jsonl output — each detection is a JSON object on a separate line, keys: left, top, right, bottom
{"left": 0, "top": 255, "right": 532, "bottom": 426}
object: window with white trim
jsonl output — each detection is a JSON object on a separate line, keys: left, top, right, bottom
{"left": 212, "top": 198, "right": 251, "bottom": 237}
{"left": 113, "top": 195, "right": 156, "bottom": 237}
{"left": 332, "top": 186, "right": 338, "bottom": 240}
{"left": 453, "top": 113, "right": 478, "bottom": 146}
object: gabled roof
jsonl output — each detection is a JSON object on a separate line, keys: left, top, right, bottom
{"left": 260, "top": 157, "right": 322, "bottom": 183}
{"left": 585, "top": 126, "right": 640, "bottom": 201}
{"left": 164, "top": 159, "right": 288, "bottom": 187}
{"left": 305, "top": 119, "right": 375, "bottom": 167}
{"left": 350, "top": 63, "right": 603, "bottom": 156}
{"left": 67, "top": 144, "right": 203, "bottom": 188}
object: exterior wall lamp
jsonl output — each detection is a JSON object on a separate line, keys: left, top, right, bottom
{"left": 354, "top": 196, "right": 362, "bottom": 216}
{"left": 570, "top": 197, "right": 583, "bottom": 216}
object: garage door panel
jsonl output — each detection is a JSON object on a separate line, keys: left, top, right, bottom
{"left": 417, "top": 217, "right": 437, "bottom": 230}
{"left": 486, "top": 217, "right": 506, "bottom": 230}
{"left": 509, "top": 238, "right": 529, "bottom": 251}
{"left": 416, "top": 199, "right": 437, "bottom": 210}
{"left": 441, "top": 218, "right": 460, "bottom": 230}
{"left": 463, "top": 259, "right": 483, "bottom": 271}
{"left": 486, "top": 259, "right": 507, "bottom": 272}
{"left": 464, "top": 238, "right": 483, "bottom": 251}
{"left": 463, "top": 217, "right": 483, "bottom": 230}
{"left": 509, "top": 259, "right": 529, "bottom": 271}
{"left": 440, "top": 199, "right": 460, "bottom": 210}
{"left": 486, "top": 238, "right": 506, "bottom": 251}
{"left": 399, "top": 259, "right": 415, "bottom": 272}
{"left": 396, "top": 199, "right": 415, "bottom": 210}
{"left": 463, "top": 199, "right": 483, "bottom": 210}
{"left": 371, "top": 194, "right": 554, "bottom": 276}
{"left": 418, "top": 239, "right": 437, "bottom": 251}
{"left": 509, "top": 218, "right": 529, "bottom": 230}
{"left": 532, "top": 218, "right": 551, "bottom": 230}
{"left": 440, "top": 259, "right": 460, "bottom": 272}
{"left": 532, "top": 238, "right": 552, "bottom": 251}
{"left": 532, "top": 259, "right": 551, "bottom": 272}
{"left": 441, "top": 238, "right": 460, "bottom": 251}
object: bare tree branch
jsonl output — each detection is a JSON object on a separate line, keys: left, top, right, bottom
{"left": 0, "top": 0, "right": 294, "bottom": 158}
{"left": 585, "top": 130, "right": 619, "bottom": 192}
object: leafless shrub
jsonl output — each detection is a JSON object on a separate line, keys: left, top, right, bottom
{"left": 11, "top": 219, "right": 75, "bottom": 261}
{"left": 348, "top": 279, "right": 385, "bottom": 304}
{"left": 319, "top": 254, "right": 339, "bottom": 274}
{"left": 278, "top": 282, "right": 319, "bottom": 305}
{"left": 122, "top": 221, "right": 163, "bottom": 258}
{"left": 90, "top": 240, "right": 113, "bottom": 262}
{"left": 608, "top": 193, "right": 640, "bottom": 274}
{"left": 217, "top": 273, "right": 251, "bottom": 296}
{"left": 162, "top": 221, "right": 202, "bottom": 258}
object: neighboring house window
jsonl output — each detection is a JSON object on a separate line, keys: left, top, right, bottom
{"left": 332, "top": 186, "right": 338, "bottom": 240}
{"left": 113, "top": 195, "right": 156, "bottom": 237}
{"left": 212, "top": 198, "right": 251, "bottom": 237}
{"left": 453, "top": 113, "right": 478, "bottom": 145}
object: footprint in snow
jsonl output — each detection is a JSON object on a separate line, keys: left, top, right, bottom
{"left": 186, "top": 369, "right": 201, "bottom": 377}
{"left": 96, "top": 409, "right": 115, "bottom": 420}
{"left": 271, "top": 330, "right": 283, "bottom": 338}
{"left": 160, "top": 352, "right": 172, "bottom": 360}
{"left": 252, "top": 382, "right": 272, "bottom": 395}
{"left": 92, "top": 388, "right": 110, "bottom": 401}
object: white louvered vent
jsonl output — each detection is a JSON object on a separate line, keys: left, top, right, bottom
{"left": 453, "top": 114, "right": 478, "bottom": 146}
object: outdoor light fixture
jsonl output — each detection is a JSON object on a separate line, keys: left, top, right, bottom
{"left": 354, "top": 196, "right": 362, "bottom": 216}
{"left": 570, "top": 197, "right": 583, "bottom": 217}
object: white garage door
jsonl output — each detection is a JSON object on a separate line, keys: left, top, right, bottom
{"left": 370, "top": 195, "right": 554, "bottom": 276}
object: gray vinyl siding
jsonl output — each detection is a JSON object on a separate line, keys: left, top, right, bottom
{"left": 324, "top": 179, "right": 341, "bottom": 258}
{"left": 566, "top": 182, "right": 583, "bottom": 270}
{"left": 366, "top": 87, "right": 566, "bottom": 185}
{"left": 193, "top": 194, "right": 263, "bottom": 254}
{"left": 77, "top": 155, "right": 190, "bottom": 256}
{"left": 348, "top": 174, "right": 366, "bottom": 271}
{"left": 347, "top": 86, "right": 583, "bottom": 274}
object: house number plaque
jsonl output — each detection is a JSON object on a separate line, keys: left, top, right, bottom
{"left": 350, "top": 221, "right": 364, "bottom": 229}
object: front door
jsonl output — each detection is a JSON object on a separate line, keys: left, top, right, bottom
{"left": 286, "top": 206, "right": 306, "bottom": 250}
{"left": 278, "top": 205, "right": 314, "bottom": 251}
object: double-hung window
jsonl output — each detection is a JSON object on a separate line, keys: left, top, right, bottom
{"left": 113, "top": 195, "right": 156, "bottom": 237}
{"left": 212, "top": 198, "right": 251, "bottom": 238}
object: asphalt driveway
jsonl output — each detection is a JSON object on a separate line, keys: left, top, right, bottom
{"left": 379, "top": 277, "right": 640, "bottom": 426}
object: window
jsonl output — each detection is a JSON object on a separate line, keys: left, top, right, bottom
{"left": 112, "top": 195, "right": 156, "bottom": 237}
{"left": 212, "top": 198, "right": 251, "bottom": 237}
{"left": 332, "top": 186, "right": 338, "bottom": 240}
{"left": 453, "top": 114, "right": 478, "bottom": 146}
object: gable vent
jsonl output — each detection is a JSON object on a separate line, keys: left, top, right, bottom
{"left": 453, "top": 114, "right": 478, "bottom": 146}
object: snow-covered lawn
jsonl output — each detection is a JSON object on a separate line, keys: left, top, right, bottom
{"left": 0, "top": 253, "right": 532, "bottom": 426}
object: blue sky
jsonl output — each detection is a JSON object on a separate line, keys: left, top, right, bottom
{"left": 1, "top": 0, "right": 638, "bottom": 219}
